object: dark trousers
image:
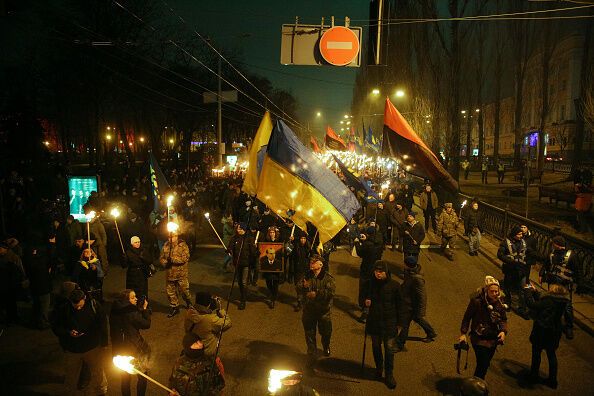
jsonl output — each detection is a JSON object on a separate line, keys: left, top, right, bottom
{"left": 0, "top": 292, "right": 18, "bottom": 323}
{"left": 481, "top": 170, "right": 488, "bottom": 184}
{"left": 236, "top": 266, "right": 250, "bottom": 302}
{"left": 371, "top": 335, "right": 396, "bottom": 375}
{"left": 473, "top": 344, "right": 497, "bottom": 379}
{"left": 302, "top": 309, "right": 332, "bottom": 354}
{"left": 121, "top": 371, "right": 148, "bottom": 396}
{"left": 503, "top": 270, "right": 527, "bottom": 313}
{"left": 464, "top": 169, "right": 470, "bottom": 180}
{"left": 531, "top": 343, "right": 558, "bottom": 381}
{"left": 423, "top": 209, "right": 436, "bottom": 232}
{"left": 397, "top": 314, "right": 436, "bottom": 347}
{"left": 497, "top": 171, "right": 505, "bottom": 184}
{"left": 265, "top": 278, "right": 279, "bottom": 301}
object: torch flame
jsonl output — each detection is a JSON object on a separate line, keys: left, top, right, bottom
{"left": 86, "top": 211, "right": 96, "bottom": 220}
{"left": 167, "top": 222, "right": 179, "bottom": 233}
{"left": 166, "top": 195, "right": 174, "bottom": 207}
{"left": 204, "top": 212, "right": 210, "bottom": 220}
{"left": 113, "top": 355, "right": 136, "bottom": 374}
{"left": 461, "top": 200, "right": 468, "bottom": 209}
{"left": 268, "top": 369, "right": 299, "bottom": 394}
{"left": 110, "top": 207, "right": 120, "bottom": 219}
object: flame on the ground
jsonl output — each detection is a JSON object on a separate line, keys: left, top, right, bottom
{"left": 268, "top": 369, "right": 299, "bottom": 393}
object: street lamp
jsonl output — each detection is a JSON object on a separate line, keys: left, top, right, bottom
{"left": 316, "top": 111, "right": 321, "bottom": 117}
{"left": 106, "top": 134, "right": 112, "bottom": 141}
{"left": 461, "top": 110, "right": 467, "bottom": 114}
{"left": 344, "top": 114, "right": 349, "bottom": 119}
{"left": 475, "top": 108, "right": 480, "bottom": 113}
{"left": 372, "top": 88, "right": 380, "bottom": 95}
{"left": 139, "top": 137, "right": 145, "bottom": 143}
{"left": 395, "top": 90, "right": 405, "bottom": 98}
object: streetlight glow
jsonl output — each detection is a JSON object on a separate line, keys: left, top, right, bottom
{"left": 475, "top": 108, "right": 480, "bottom": 113}
{"left": 395, "top": 90, "right": 405, "bottom": 98}
{"left": 461, "top": 110, "right": 467, "bottom": 114}
{"left": 344, "top": 114, "right": 349, "bottom": 119}
{"left": 107, "top": 126, "right": 111, "bottom": 130}
{"left": 316, "top": 112, "right": 321, "bottom": 117}
{"left": 106, "top": 134, "right": 112, "bottom": 140}
{"left": 139, "top": 137, "right": 145, "bottom": 142}
{"left": 372, "top": 88, "right": 380, "bottom": 95}
{"left": 169, "top": 138, "right": 174, "bottom": 144}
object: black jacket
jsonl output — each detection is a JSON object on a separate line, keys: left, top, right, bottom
{"left": 298, "top": 269, "right": 335, "bottom": 314}
{"left": 110, "top": 299, "right": 151, "bottom": 357}
{"left": 497, "top": 237, "right": 527, "bottom": 275}
{"left": 365, "top": 274, "right": 404, "bottom": 337}
{"left": 403, "top": 221, "right": 425, "bottom": 254}
{"left": 356, "top": 237, "right": 383, "bottom": 278}
{"left": 125, "top": 247, "right": 152, "bottom": 296}
{"left": 400, "top": 264, "right": 427, "bottom": 318}
{"left": 524, "top": 289, "right": 569, "bottom": 348}
{"left": 228, "top": 233, "right": 257, "bottom": 268}
{"left": 291, "top": 242, "right": 311, "bottom": 276}
{"left": 464, "top": 209, "right": 483, "bottom": 233}
{"left": 51, "top": 296, "right": 108, "bottom": 353}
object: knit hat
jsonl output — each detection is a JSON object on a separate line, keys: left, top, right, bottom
{"left": 484, "top": 276, "right": 500, "bottom": 288}
{"left": 444, "top": 202, "right": 453, "bottom": 209}
{"left": 60, "top": 281, "right": 79, "bottom": 299}
{"left": 374, "top": 260, "right": 389, "bottom": 272}
{"left": 130, "top": 236, "right": 140, "bottom": 244}
{"left": 552, "top": 235, "right": 566, "bottom": 247}
{"left": 509, "top": 225, "right": 523, "bottom": 237}
{"left": 366, "top": 226, "right": 376, "bottom": 235}
{"left": 195, "top": 291, "right": 212, "bottom": 307}
{"left": 404, "top": 255, "right": 418, "bottom": 267}
{"left": 69, "top": 289, "right": 86, "bottom": 304}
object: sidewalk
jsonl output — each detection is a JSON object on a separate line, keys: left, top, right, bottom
{"left": 470, "top": 232, "right": 594, "bottom": 337}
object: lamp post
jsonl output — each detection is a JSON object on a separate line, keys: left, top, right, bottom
{"left": 85, "top": 211, "right": 96, "bottom": 251}
{"left": 110, "top": 207, "right": 126, "bottom": 256}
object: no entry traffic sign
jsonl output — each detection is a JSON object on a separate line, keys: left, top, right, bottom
{"left": 319, "top": 26, "right": 360, "bottom": 66}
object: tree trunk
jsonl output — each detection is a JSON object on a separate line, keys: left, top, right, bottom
{"left": 571, "top": 23, "right": 592, "bottom": 177}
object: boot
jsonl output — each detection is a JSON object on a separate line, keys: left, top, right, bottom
{"left": 167, "top": 307, "right": 180, "bottom": 318}
{"left": 374, "top": 367, "right": 383, "bottom": 380}
{"left": 385, "top": 372, "right": 397, "bottom": 390}
{"left": 238, "top": 301, "right": 246, "bottom": 310}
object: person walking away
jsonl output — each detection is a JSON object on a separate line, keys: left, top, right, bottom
{"left": 419, "top": 185, "right": 438, "bottom": 234}
{"left": 396, "top": 256, "right": 436, "bottom": 350}
{"left": 51, "top": 286, "right": 109, "bottom": 395}
{"left": 436, "top": 203, "right": 461, "bottom": 261}
{"left": 497, "top": 161, "right": 505, "bottom": 184}
{"left": 0, "top": 240, "right": 27, "bottom": 325}
{"left": 462, "top": 159, "right": 471, "bottom": 180}
{"left": 402, "top": 212, "right": 425, "bottom": 262}
{"left": 539, "top": 236, "right": 584, "bottom": 340}
{"left": 110, "top": 289, "right": 152, "bottom": 396}
{"left": 297, "top": 255, "right": 335, "bottom": 362}
{"left": 363, "top": 260, "right": 403, "bottom": 390}
{"left": 523, "top": 283, "right": 569, "bottom": 389}
{"left": 497, "top": 226, "right": 528, "bottom": 315}
{"left": 390, "top": 202, "right": 408, "bottom": 252}
{"left": 227, "top": 223, "right": 257, "bottom": 310}
{"left": 459, "top": 276, "right": 508, "bottom": 379}
{"left": 160, "top": 229, "right": 191, "bottom": 318}
{"left": 464, "top": 200, "right": 483, "bottom": 256}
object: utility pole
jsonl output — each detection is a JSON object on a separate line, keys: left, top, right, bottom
{"left": 217, "top": 57, "right": 223, "bottom": 167}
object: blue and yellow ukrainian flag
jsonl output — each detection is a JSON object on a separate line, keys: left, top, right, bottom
{"left": 149, "top": 152, "right": 170, "bottom": 212}
{"left": 242, "top": 111, "right": 273, "bottom": 196}
{"left": 257, "top": 120, "right": 360, "bottom": 243}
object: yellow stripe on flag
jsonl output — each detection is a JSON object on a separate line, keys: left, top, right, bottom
{"left": 257, "top": 156, "right": 347, "bottom": 243}
{"left": 242, "top": 112, "right": 273, "bottom": 196}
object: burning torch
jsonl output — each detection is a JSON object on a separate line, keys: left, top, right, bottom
{"left": 85, "top": 210, "right": 96, "bottom": 251}
{"left": 113, "top": 355, "right": 175, "bottom": 394}
{"left": 204, "top": 212, "right": 227, "bottom": 250}
{"left": 110, "top": 207, "right": 126, "bottom": 256}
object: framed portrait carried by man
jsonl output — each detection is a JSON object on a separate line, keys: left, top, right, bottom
{"left": 258, "top": 242, "right": 284, "bottom": 273}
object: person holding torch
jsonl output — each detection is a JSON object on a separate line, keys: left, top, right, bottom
{"left": 160, "top": 222, "right": 191, "bottom": 318}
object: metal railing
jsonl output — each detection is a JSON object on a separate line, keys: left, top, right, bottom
{"left": 543, "top": 162, "right": 572, "bottom": 173}
{"left": 459, "top": 193, "right": 594, "bottom": 294}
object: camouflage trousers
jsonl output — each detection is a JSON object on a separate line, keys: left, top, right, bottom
{"left": 166, "top": 277, "right": 191, "bottom": 308}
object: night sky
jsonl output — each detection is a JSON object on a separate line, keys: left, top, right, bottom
{"left": 167, "top": 0, "right": 369, "bottom": 137}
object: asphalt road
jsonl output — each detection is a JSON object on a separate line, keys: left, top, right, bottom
{"left": 2, "top": 242, "right": 594, "bottom": 395}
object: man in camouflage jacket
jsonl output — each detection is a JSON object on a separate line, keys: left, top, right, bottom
{"left": 436, "top": 203, "right": 462, "bottom": 261}
{"left": 160, "top": 230, "right": 191, "bottom": 317}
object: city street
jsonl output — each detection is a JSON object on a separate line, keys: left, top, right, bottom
{"left": 2, "top": 243, "right": 593, "bottom": 395}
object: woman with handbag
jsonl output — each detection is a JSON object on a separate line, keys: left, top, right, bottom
{"left": 110, "top": 289, "right": 152, "bottom": 396}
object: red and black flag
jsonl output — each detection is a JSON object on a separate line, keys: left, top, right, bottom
{"left": 310, "top": 135, "right": 322, "bottom": 153}
{"left": 325, "top": 126, "right": 347, "bottom": 151}
{"left": 382, "top": 98, "right": 458, "bottom": 192}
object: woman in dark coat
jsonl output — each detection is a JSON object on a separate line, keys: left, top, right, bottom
{"left": 524, "top": 283, "right": 570, "bottom": 389}
{"left": 110, "top": 289, "right": 152, "bottom": 396}
{"left": 125, "top": 236, "right": 152, "bottom": 298}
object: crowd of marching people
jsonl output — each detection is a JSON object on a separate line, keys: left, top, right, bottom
{"left": 0, "top": 159, "right": 589, "bottom": 395}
